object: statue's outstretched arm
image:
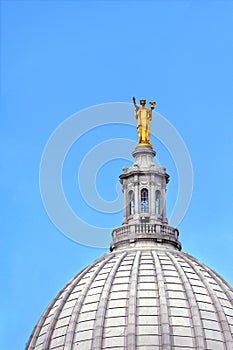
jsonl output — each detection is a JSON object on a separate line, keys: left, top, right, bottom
{"left": 132, "top": 96, "right": 139, "bottom": 109}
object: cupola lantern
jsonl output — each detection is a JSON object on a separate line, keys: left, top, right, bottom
{"left": 110, "top": 98, "right": 181, "bottom": 252}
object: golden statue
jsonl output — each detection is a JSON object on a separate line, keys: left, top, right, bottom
{"left": 132, "top": 97, "right": 156, "bottom": 146}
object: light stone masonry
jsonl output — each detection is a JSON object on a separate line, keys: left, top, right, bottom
{"left": 25, "top": 144, "right": 233, "bottom": 350}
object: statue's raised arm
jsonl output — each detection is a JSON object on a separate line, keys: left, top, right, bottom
{"left": 132, "top": 96, "right": 139, "bottom": 110}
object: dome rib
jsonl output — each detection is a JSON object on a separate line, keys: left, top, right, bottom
{"left": 152, "top": 251, "right": 171, "bottom": 350}
{"left": 204, "top": 264, "right": 233, "bottom": 306}
{"left": 64, "top": 254, "right": 115, "bottom": 350}
{"left": 182, "top": 254, "right": 233, "bottom": 349}
{"left": 26, "top": 285, "right": 65, "bottom": 350}
{"left": 203, "top": 265, "right": 233, "bottom": 337}
{"left": 92, "top": 252, "right": 127, "bottom": 349}
{"left": 42, "top": 262, "right": 102, "bottom": 350}
{"left": 168, "top": 252, "right": 206, "bottom": 349}
{"left": 126, "top": 250, "right": 141, "bottom": 350}
{"left": 26, "top": 264, "right": 92, "bottom": 350}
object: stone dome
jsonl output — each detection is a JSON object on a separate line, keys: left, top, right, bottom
{"left": 26, "top": 246, "right": 233, "bottom": 350}
{"left": 26, "top": 130, "right": 233, "bottom": 349}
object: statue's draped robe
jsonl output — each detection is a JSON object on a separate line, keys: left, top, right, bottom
{"left": 134, "top": 107, "right": 152, "bottom": 143}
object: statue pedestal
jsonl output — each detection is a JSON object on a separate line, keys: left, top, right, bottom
{"left": 132, "top": 145, "right": 156, "bottom": 169}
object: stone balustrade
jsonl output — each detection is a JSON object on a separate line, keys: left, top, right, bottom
{"left": 110, "top": 223, "right": 181, "bottom": 251}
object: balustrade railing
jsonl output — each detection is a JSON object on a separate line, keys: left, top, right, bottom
{"left": 112, "top": 223, "right": 178, "bottom": 241}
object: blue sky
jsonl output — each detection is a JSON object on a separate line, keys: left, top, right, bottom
{"left": 1, "top": 1, "right": 233, "bottom": 349}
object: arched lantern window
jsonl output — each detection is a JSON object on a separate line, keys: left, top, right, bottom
{"left": 155, "top": 190, "right": 161, "bottom": 215}
{"left": 140, "top": 188, "right": 149, "bottom": 213}
{"left": 129, "top": 191, "right": 135, "bottom": 215}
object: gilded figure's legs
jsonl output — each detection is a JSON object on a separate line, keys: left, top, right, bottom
{"left": 137, "top": 127, "right": 142, "bottom": 143}
{"left": 138, "top": 126, "right": 150, "bottom": 144}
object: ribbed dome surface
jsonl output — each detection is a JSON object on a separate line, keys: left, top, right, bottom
{"left": 26, "top": 248, "right": 233, "bottom": 350}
